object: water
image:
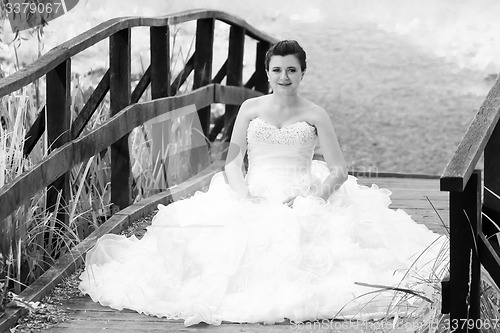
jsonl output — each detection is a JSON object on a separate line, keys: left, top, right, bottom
{"left": 2, "top": 0, "right": 497, "bottom": 174}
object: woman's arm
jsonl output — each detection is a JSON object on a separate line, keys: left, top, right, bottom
{"left": 311, "top": 107, "right": 348, "bottom": 200}
{"left": 224, "top": 100, "right": 254, "bottom": 199}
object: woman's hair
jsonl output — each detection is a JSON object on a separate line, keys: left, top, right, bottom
{"left": 265, "top": 40, "right": 307, "bottom": 72}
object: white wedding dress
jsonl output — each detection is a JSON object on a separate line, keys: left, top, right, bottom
{"left": 79, "top": 116, "right": 446, "bottom": 326}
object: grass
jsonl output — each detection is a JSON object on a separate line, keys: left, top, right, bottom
{"left": 322, "top": 235, "right": 450, "bottom": 332}
{"left": 0, "top": 82, "right": 103, "bottom": 309}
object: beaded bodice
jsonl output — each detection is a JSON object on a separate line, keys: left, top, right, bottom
{"left": 246, "top": 117, "right": 317, "bottom": 145}
{"left": 245, "top": 117, "right": 318, "bottom": 202}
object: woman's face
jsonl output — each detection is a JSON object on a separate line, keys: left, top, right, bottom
{"left": 267, "top": 55, "right": 304, "bottom": 96}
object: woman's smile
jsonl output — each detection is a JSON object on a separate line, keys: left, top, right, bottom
{"left": 267, "top": 54, "right": 304, "bottom": 95}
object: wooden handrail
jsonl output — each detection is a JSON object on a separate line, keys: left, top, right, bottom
{"left": 0, "top": 84, "right": 261, "bottom": 222}
{"left": 0, "top": 9, "right": 278, "bottom": 97}
{"left": 439, "top": 70, "right": 500, "bottom": 329}
{"left": 440, "top": 76, "right": 500, "bottom": 192}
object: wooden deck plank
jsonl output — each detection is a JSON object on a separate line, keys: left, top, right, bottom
{"left": 48, "top": 296, "right": 382, "bottom": 332}
{"left": 36, "top": 176, "right": 449, "bottom": 332}
{"left": 47, "top": 321, "right": 343, "bottom": 332}
{"left": 390, "top": 202, "right": 447, "bottom": 210}
{"left": 385, "top": 190, "right": 447, "bottom": 198}
{"left": 357, "top": 180, "right": 440, "bottom": 190}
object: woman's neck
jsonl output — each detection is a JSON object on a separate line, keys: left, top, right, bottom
{"left": 270, "top": 93, "right": 301, "bottom": 111}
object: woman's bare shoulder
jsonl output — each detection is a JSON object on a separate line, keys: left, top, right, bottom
{"left": 299, "top": 98, "right": 330, "bottom": 124}
{"left": 239, "top": 95, "right": 269, "bottom": 119}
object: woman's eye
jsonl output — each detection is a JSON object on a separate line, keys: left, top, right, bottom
{"left": 272, "top": 68, "right": 280, "bottom": 72}
{"left": 288, "top": 68, "right": 297, "bottom": 73}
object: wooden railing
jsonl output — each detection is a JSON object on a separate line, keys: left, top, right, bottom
{"left": 440, "top": 75, "right": 500, "bottom": 332}
{"left": 0, "top": 9, "right": 277, "bottom": 226}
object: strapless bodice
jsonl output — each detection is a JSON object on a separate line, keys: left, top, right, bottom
{"left": 245, "top": 117, "right": 318, "bottom": 201}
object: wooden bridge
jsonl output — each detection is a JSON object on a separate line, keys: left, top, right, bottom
{"left": 0, "top": 9, "right": 499, "bottom": 333}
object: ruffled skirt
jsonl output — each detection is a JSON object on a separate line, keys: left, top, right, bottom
{"left": 79, "top": 161, "right": 447, "bottom": 326}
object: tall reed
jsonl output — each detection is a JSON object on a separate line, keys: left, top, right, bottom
{"left": 1, "top": 86, "right": 45, "bottom": 308}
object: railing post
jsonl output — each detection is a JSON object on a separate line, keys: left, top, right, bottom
{"left": 150, "top": 26, "right": 170, "bottom": 99}
{"left": 255, "top": 41, "right": 270, "bottom": 94}
{"left": 223, "top": 25, "right": 245, "bottom": 141}
{"left": 449, "top": 169, "right": 481, "bottom": 333}
{"left": 46, "top": 59, "right": 71, "bottom": 227}
{"left": 194, "top": 18, "right": 214, "bottom": 136}
{"left": 484, "top": 121, "right": 500, "bottom": 238}
{"left": 109, "top": 29, "right": 131, "bottom": 211}
{"left": 150, "top": 26, "right": 171, "bottom": 191}
{"left": 190, "top": 18, "right": 213, "bottom": 174}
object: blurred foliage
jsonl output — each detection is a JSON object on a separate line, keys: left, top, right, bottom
{"left": 0, "top": 0, "right": 48, "bottom": 78}
{"left": 0, "top": 0, "right": 48, "bottom": 42}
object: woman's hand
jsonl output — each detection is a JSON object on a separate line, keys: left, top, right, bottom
{"left": 246, "top": 194, "right": 263, "bottom": 204}
{"left": 282, "top": 195, "right": 297, "bottom": 207}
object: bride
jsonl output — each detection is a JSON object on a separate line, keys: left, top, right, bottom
{"left": 79, "top": 40, "right": 446, "bottom": 327}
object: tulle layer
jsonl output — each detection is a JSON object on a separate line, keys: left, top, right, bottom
{"left": 79, "top": 161, "right": 447, "bottom": 326}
